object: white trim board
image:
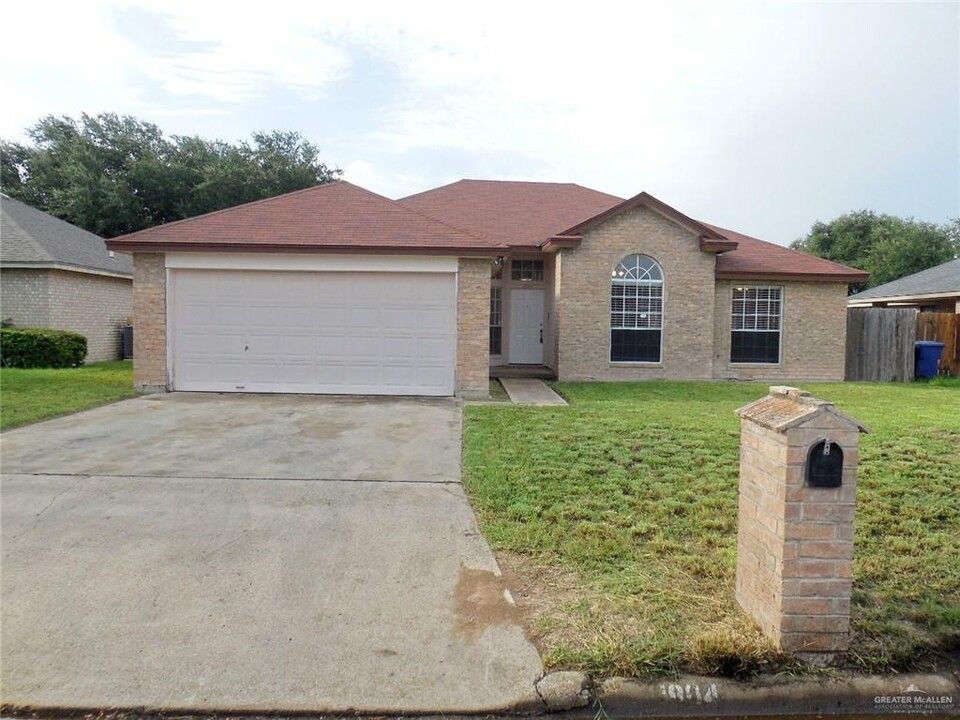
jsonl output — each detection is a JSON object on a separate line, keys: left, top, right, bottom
{"left": 165, "top": 252, "right": 459, "bottom": 273}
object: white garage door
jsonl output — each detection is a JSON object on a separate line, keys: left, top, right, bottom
{"left": 170, "top": 269, "right": 456, "bottom": 396}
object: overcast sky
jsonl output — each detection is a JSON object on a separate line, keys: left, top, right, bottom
{"left": 2, "top": 0, "right": 957, "bottom": 245}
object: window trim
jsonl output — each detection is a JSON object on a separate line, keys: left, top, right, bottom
{"left": 730, "top": 285, "right": 784, "bottom": 366}
{"left": 490, "top": 280, "right": 503, "bottom": 358}
{"left": 511, "top": 258, "right": 545, "bottom": 283}
{"left": 609, "top": 254, "right": 665, "bottom": 365}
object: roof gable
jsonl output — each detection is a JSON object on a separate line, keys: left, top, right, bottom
{"left": 1, "top": 196, "right": 132, "bottom": 276}
{"left": 558, "top": 191, "right": 738, "bottom": 253}
{"left": 106, "top": 181, "right": 501, "bottom": 255}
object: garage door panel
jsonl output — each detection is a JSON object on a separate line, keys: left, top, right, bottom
{"left": 316, "top": 336, "right": 347, "bottom": 358}
{"left": 248, "top": 306, "right": 282, "bottom": 327}
{"left": 350, "top": 281, "right": 383, "bottom": 303}
{"left": 416, "top": 307, "right": 452, "bottom": 332}
{"left": 417, "top": 337, "right": 451, "bottom": 361}
{"left": 348, "top": 335, "right": 381, "bottom": 361}
{"left": 350, "top": 308, "right": 381, "bottom": 329}
{"left": 214, "top": 361, "right": 247, "bottom": 384}
{"left": 282, "top": 335, "right": 314, "bottom": 356}
{"left": 416, "top": 280, "right": 454, "bottom": 304}
{"left": 214, "top": 305, "right": 247, "bottom": 327}
{"left": 382, "top": 337, "right": 415, "bottom": 359}
{"left": 172, "top": 269, "right": 455, "bottom": 395}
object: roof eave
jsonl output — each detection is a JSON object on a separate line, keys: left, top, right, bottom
{"left": 1, "top": 260, "right": 133, "bottom": 279}
{"left": 700, "top": 236, "right": 739, "bottom": 253}
{"left": 540, "top": 235, "right": 583, "bottom": 252}
{"left": 848, "top": 290, "right": 960, "bottom": 304}
{"left": 104, "top": 241, "right": 505, "bottom": 257}
{"left": 717, "top": 270, "right": 870, "bottom": 283}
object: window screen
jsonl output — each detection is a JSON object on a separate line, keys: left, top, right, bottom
{"left": 731, "top": 286, "right": 782, "bottom": 363}
{"left": 610, "top": 255, "right": 663, "bottom": 362}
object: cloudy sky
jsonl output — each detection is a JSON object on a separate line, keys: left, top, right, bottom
{"left": 2, "top": 0, "right": 956, "bottom": 245}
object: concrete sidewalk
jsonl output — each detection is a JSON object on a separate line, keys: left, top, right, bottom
{"left": 498, "top": 378, "right": 568, "bottom": 406}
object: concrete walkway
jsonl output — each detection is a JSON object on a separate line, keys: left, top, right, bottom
{"left": 499, "top": 377, "right": 568, "bottom": 406}
{"left": 1, "top": 394, "right": 543, "bottom": 713}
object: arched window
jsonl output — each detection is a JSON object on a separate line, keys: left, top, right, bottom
{"left": 610, "top": 254, "right": 664, "bottom": 363}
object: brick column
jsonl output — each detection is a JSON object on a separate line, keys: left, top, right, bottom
{"left": 736, "top": 386, "right": 867, "bottom": 658}
{"left": 132, "top": 252, "right": 168, "bottom": 393}
{"left": 456, "top": 258, "right": 491, "bottom": 398}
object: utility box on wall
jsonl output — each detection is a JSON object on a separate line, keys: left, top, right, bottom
{"left": 735, "top": 386, "right": 869, "bottom": 657}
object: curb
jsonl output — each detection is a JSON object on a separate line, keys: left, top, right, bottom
{"left": 591, "top": 671, "right": 960, "bottom": 717}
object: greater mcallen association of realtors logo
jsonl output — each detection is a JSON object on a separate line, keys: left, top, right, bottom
{"left": 874, "top": 683, "right": 955, "bottom": 713}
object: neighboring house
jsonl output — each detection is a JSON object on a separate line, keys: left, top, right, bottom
{"left": 848, "top": 258, "right": 960, "bottom": 313}
{"left": 105, "top": 180, "right": 866, "bottom": 397}
{"left": 1, "top": 196, "right": 133, "bottom": 362}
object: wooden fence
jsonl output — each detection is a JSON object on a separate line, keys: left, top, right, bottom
{"left": 845, "top": 308, "right": 916, "bottom": 382}
{"left": 916, "top": 312, "right": 960, "bottom": 376}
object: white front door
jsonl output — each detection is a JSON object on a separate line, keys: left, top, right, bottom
{"left": 508, "top": 288, "right": 544, "bottom": 364}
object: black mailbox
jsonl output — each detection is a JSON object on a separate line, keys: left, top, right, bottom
{"left": 806, "top": 439, "right": 843, "bottom": 488}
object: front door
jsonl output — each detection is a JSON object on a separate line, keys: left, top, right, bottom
{"left": 508, "top": 288, "right": 544, "bottom": 364}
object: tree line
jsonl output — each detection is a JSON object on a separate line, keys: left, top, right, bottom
{"left": 791, "top": 211, "right": 958, "bottom": 291}
{"left": 1, "top": 113, "right": 340, "bottom": 238}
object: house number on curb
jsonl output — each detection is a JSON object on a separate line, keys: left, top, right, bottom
{"left": 659, "top": 683, "right": 719, "bottom": 703}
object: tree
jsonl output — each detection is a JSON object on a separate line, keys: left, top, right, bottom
{"left": 1, "top": 113, "right": 340, "bottom": 237}
{"left": 791, "top": 211, "right": 959, "bottom": 291}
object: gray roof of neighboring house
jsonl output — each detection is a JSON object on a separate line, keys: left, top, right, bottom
{"left": 0, "top": 195, "right": 133, "bottom": 276}
{"left": 850, "top": 257, "right": 960, "bottom": 301}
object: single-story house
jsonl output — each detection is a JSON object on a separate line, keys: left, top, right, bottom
{"left": 848, "top": 257, "right": 960, "bottom": 313}
{"left": 1, "top": 195, "right": 133, "bottom": 362}
{"left": 105, "top": 180, "right": 867, "bottom": 397}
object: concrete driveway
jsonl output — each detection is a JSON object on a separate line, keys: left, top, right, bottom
{"left": 1, "top": 394, "right": 543, "bottom": 713}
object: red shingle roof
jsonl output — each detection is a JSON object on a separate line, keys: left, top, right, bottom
{"left": 400, "top": 179, "right": 622, "bottom": 249}
{"left": 705, "top": 224, "right": 868, "bottom": 282}
{"left": 106, "top": 181, "right": 503, "bottom": 255}
{"left": 106, "top": 177, "right": 868, "bottom": 282}
{"left": 405, "top": 181, "right": 866, "bottom": 281}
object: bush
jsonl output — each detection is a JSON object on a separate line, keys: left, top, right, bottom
{"left": 0, "top": 328, "right": 87, "bottom": 368}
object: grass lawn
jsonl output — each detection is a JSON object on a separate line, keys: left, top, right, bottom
{"left": 463, "top": 379, "right": 960, "bottom": 677}
{"left": 1, "top": 360, "right": 135, "bottom": 431}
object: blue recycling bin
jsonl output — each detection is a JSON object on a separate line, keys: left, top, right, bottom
{"left": 914, "top": 341, "right": 945, "bottom": 380}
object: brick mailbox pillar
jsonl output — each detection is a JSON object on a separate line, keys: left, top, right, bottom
{"left": 735, "top": 386, "right": 869, "bottom": 657}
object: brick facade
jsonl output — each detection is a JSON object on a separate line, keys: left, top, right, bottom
{"left": 132, "top": 253, "right": 168, "bottom": 392}
{"left": 125, "top": 230, "right": 848, "bottom": 394}
{"left": 1, "top": 268, "right": 50, "bottom": 329}
{"left": 456, "top": 257, "right": 492, "bottom": 397}
{"left": 1, "top": 267, "right": 131, "bottom": 363}
{"left": 736, "top": 387, "right": 863, "bottom": 655}
{"left": 48, "top": 270, "right": 131, "bottom": 362}
{"left": 550, "top": 207, "right": 850, "bottom": 382}
{"left": 555, "top": 206, "right": 717, "bottom": 380}
{"left": 713, "top": 280, "right": 848, "bottom": 381}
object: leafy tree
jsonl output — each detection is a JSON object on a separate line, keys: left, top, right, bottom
{"left": 792, "top": 211, "right": 959, "bottom": 290}
{"left": 1, "top": 113, "right": 340, "bottom": 237}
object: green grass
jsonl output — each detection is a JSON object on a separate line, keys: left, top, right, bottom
{"left": 463, "top": 380, "right": 960, "bottom": 677}
{"left": 488, "top": 378, "right": 511, "bottom": 401}
{"left": 1, "top": 360, "right": 136, "bottom": 430}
